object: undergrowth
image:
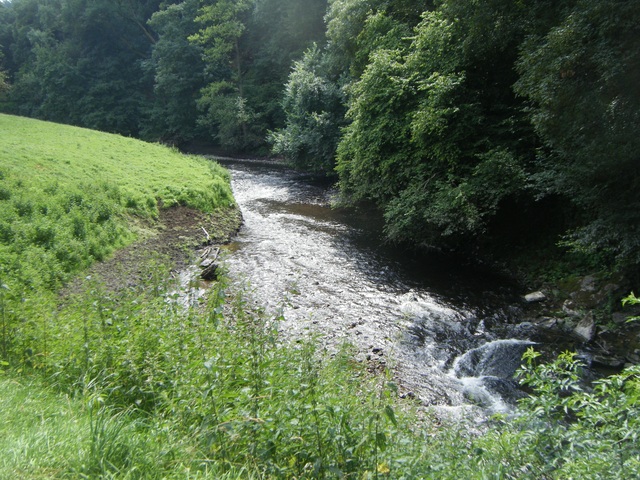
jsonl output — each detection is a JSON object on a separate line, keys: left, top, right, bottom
{"left": 2, "top": 256, "right": 640, "bottom": 478}
{"left": 1, "top": 262, "right": 429, "bottom": 479}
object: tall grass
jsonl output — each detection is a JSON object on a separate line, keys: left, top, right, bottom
{"left": 5, "top": 260, "right": 440, "bottom": 478}
{"left": 2, "top": 243, "right": 638, "bottom": 479}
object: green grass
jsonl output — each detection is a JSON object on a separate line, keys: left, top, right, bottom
{"left": 0, "top": 113, "right": 233, "bottom": 215}
{"left": 0, "top": 377, "right": 84, "bottom": 478}
{"left": 0, "top": 374, "right": 259, "bottom": 479}
{"left": 0, "top": 112, "right": 234, "bottom": 294}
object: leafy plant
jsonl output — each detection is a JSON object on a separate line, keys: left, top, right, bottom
{"left": 623, "top": 292, "right": 640, "bottom": 322}
{"left": 506, "top": 348, "right": 640, "bottom": 478}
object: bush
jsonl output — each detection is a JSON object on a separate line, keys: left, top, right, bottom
{"left": 497, "top": 348, "right": 640, "bottom": 478}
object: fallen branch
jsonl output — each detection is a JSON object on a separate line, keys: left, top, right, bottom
{"left": 201, "top": 226, "right": 211, "bottom": 243}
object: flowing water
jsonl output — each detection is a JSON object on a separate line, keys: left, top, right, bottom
{"left": 212, "top": 158, "right": 547, "bottom": 417}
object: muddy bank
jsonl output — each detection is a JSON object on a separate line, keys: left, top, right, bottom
{"left": 63, "top": 205, "right": 242, "bottom": 296}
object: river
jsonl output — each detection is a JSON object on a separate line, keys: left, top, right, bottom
{"left": 213, "top": 158, "right": 547, "bottom": 418}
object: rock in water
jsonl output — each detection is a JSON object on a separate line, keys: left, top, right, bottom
{"left": 454, "top": 339, "right": 536, "bottom": 379}
{"left": 574, "top": 314, "right": 596, "bottom": 342}
{"left": 201, "top": 262, "right": 219, "bottom": 280}
{"left": 524, "top": 291, "right": 546, "bottom": 303}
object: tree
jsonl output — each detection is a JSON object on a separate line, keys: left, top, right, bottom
{"left": 0, "top": 68, "right": 8, "bottom": 96}
{"left": 0, "top": 43, "right": 8, "bottom": 95}
{"left": 269, "top": 45, "right": 345, "bottom": 173}
{"left": 335, "top": 5, "right": 535, "bottom": 247}
{"left": 0, "top": 3, "right": 12, "bottom": 95}
{"left": 515, "top": 0, "right": 640, "bottom": 267}
{"left": 273, "top": 0, "right": 430, "bottom": 174}
{"left": 189, "top": 0, "right": 259, "bottom": 151}
{"left": 244, "top": 0, "right": 328, "bottom": 136}
{"left": 189, "top": 0, "right": 328, "bottom": 152}
{"left": 1, "top": 0, "right": 161, "bottom": 135}
{"left": 143, "top": 0, "right": 207, "bottom": 143}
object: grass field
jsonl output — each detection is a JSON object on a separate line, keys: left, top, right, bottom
{"left": 1, "top": 113, "right": 233, "bottom": 214}
{"left": 0, "top": 113, "right": 234, "bottom": 293}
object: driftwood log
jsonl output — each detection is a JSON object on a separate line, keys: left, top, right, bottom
{"left": 200, "top": 247, "right": 220, "bottom": 280}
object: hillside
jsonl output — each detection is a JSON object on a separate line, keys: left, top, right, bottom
{"left": 0, "top": 113, "right": 236, "bottom": 293}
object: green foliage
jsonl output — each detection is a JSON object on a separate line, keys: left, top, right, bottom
{"left": 0, "top": 376, "right": 88, "bottom": 476}
{"left": 3, "top": 0, "right": 639, "bottom": 271}
{"left": 269, "top": 45, "right": 346, "bottom": 173}
{"left": 190, "top": 0, "right": 254, "bottom": 65}
{"left": 1, "top": 258, "right": 422, "bottom": 478}
{"left": 623, "top": 292, "right": 640, "bottom": 308}
{"left": 1, "top": 0, "right": 328, "bottom": 151}
{"left": 3, "top": 184, "right": 640, "bottom": 478}
{"left": 515, "top": 0, "right": 640, "bottom": 267}
{"left": 186, "top": 0, "right": 329, "bottom": 153}
{"left": 622, "top": 292, "right": 640, "bottom": 323}
{"left": 197, "top": 84, "right": 264, "bottom": 152}
{"left": 503, "top": 349, "right": 640, "bottom": 478}
{"left": 325, "top": 0, "right": 640, "bottom": 270}
{"left": 9, "top": 256, "right": 640, "bottom": 478}
{"left": 336, "top": 7, "right": 531, "bottom": 247}
{"left": 0, "top": 64, "right": 8, "bottom": 95}
{"left": 143, "top": 0, "right": 208, "bottom": 144}
{"left": 3, "top": 0, "right": 161, "bottom": 136}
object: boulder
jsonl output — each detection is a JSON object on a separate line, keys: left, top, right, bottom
{"left": 524, "top": 291, "right": 546, "bottom": 303}
{"left": 573, "top": 314, "right": 596, "bottom": 342}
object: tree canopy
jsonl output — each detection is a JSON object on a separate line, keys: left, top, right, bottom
{"left": 1, "top": 0, "right": 639, "bottom": 273}
{"left": 0, "top": 0, "right": 327, "bottom": 145}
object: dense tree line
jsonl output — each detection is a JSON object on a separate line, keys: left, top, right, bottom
{"left": 1, "top": 0, "right": 639, "bottom": 273}
{"left": 0, "top": 0, "right": 327, "bottom": 147}
{"left": 274, "top": 0, "right": 640, "bottom": 274}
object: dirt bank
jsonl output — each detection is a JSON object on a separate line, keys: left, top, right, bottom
{"left": 64, "top": 205, "right": 242, "bottom": 295}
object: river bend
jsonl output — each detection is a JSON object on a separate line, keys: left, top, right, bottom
{"left": 217, "top": 159, "right": 532, "bottom": 416}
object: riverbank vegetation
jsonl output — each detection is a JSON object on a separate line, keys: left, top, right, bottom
{"left": 3, "top": 271, "right": 639, "bottom": 478}
{"left": 1, "top": 112, "right": 639, "bottom": 477}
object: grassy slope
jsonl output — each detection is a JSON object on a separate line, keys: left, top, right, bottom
{"left": 0, "top": 113, "right": 234, "bottom": 292}
{"left": 0, "top": 113, "right": 233, "bottom": 213}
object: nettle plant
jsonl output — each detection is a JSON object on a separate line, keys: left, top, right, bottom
{"left": 512, "top": 348, "right": 640, "bottom": 478}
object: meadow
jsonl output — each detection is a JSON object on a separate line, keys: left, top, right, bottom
{"left": 0, "top": 115, "right": 638, "bottom": 479}
{"left": 0, "top": 114, "right": 233, "bottom": 292}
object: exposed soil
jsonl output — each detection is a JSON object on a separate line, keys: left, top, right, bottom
{"left": 64, "top": 205, "right": 242, "bottom": 295}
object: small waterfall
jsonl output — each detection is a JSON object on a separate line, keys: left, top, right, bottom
{"left": 452, "top": 339, "right": 535, "bottom": 413}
